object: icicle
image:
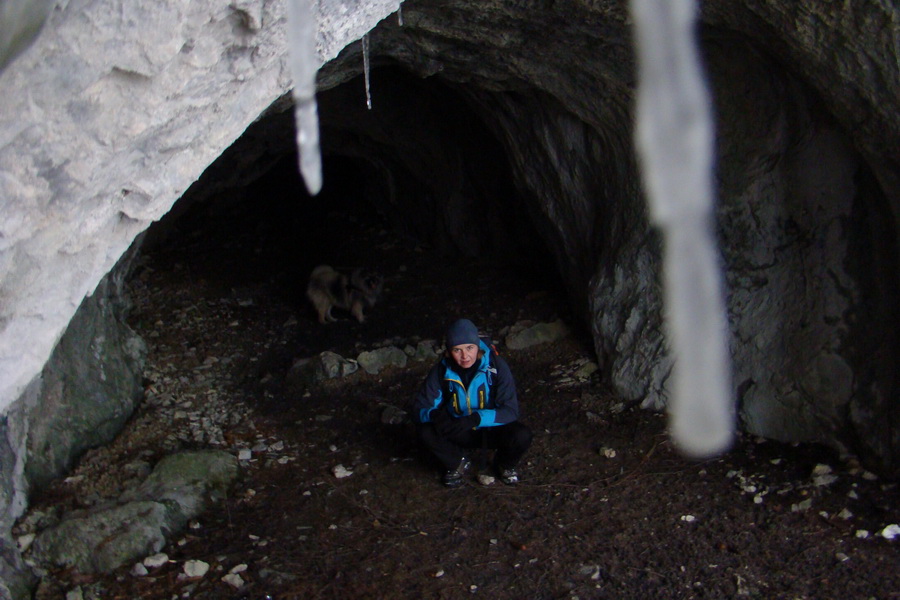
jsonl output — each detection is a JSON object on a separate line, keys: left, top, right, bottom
{"left": 362, "top": 33, "right": 372, "bottom": 110}
{"left": 630, "top": 0, "right": 733, "bottom": 457}
{"left": 398, "top": 4, "right": 403, "bottom": 26}
{"left": 285, "top": 0, "right": 323, "bottom": 195}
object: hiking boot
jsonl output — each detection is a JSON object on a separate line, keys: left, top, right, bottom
{"left": 497, "top": 466, "right": 519, "bottom": 485}
{"left": 442, "top": 457, "right": 471, "bottom": 488}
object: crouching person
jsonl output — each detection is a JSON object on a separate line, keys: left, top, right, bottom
{"left": 411, "top": 318, "right": 533, "bottom": 487}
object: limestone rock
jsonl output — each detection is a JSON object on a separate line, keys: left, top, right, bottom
{"left": 505, "top": 320, "right": 571, "bottom": 350}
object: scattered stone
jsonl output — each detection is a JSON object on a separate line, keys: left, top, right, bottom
{"left": 286, "top": 352, "right": 359, "bottom": 390}
{"left": 856, "top": 530, "right": 870, "bottom": 539}
{"left": 238, "top": 448, "right": 252, "bottom": 461}
{"left": 505, "top": 319, "right": 571, "bottom": 350}
{"left": 143, "top": 553, "right": 169, "bottom": 568}
{"left": 600, "top": 447, "right": 616, "bottom": 459}
{"left": 130, "top": 563, "right": 148, "bottom": 576}
{"left": 680, "top": 515, "right": 696, "bottom": 522}
{"left": 222, "top": 573, "right": 245, "bottom": 589}
{"left": 357, "top": 346, "right": 408, "bottom": 374}
{"left": 812, "top": 464, "right": 838, "bottom": 487}
{"left": 16, "top": 533, "right": 35, "bottom": 553}
{"left": 880, "top": 524, "right": 900, "bottom": 540}
{"left": 578, "top": 564, "right": 601, "bottom": 580}
{"left": 183, "top": 559, "right": 209, "bottom": 578}
{"left": 574, "top": 361, "right": 599, "bottom": 379}
{"left": 332, "top": 464, "right": 353, "bottom": 479}
{"left": 65, "top": 588, "right": 84, "bottom": 600}
{"left": 477, "top": 474, "right": 495, "bottom": 486}
{"left": 380, "top": 404, "right": 407, "bottom": 425}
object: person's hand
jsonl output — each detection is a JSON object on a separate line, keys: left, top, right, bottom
{"left": 431, "top": 407, "right": 451, "bottom": 427}
{"left": 442, "top": 413, "right": 480, "bottom": 437}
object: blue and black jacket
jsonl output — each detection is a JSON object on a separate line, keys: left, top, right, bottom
{"left": 412, "top": 339, "right": 520, "bottom": 427}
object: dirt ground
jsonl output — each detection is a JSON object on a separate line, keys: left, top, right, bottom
{"left": 28, "top": 179, "right": 900, "bottom": 600}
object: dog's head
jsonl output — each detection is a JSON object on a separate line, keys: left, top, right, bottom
{"left": 352, "top": 269, "right": 384, "bottom": 301}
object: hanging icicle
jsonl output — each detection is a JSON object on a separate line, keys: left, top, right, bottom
{"left": 285, "top": 0, "right": 323, "bottom": 195}
{"left": 630, "top": 0, "right": 733, "bottom": 457}
{"left": 362, "top": 33, "right": 373, "bottom": 110}
{"left": 398, "top": 3, "right": 403, "bottom": 26}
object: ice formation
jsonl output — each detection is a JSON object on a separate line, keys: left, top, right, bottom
{"left": 363, "top": 33, "right": 373, "bottom": 109}
{"left": 286, "top": 0, "right": 323, "bottom": 195}
{"left": 630, "top": 0, "right": 733, "bottom": 457}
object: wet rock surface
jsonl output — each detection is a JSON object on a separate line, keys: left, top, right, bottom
{"left": 17, "top": 200, "right": 900, "bottom": 599}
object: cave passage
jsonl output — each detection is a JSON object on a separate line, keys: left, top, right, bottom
{"left": 140, "top": 65, "right": 569, "bottom": 341}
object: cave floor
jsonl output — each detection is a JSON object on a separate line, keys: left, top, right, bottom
{"left": 29, "top": 201, "right": 900, "bottom": 600}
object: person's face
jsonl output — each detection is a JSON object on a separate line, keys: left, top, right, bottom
{"left": 450, "top": 343, "right": 479, "bottom": 369}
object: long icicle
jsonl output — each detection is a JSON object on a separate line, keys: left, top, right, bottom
{"left": 630, "top": 0, "right": 733, "bottom": 457}
{"left": 362, "top": 33, "right": 372, "bottom": 110}
{"left": 286, "top": 0, "right": 323, "bottom": 195}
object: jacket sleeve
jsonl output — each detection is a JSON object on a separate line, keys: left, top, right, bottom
{"left": 476, "top": 355, "right": 519, "bottom": 427}
{"left": 411, "top": 362, "right": 445, "bottom": 425}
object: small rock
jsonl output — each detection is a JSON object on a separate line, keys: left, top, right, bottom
{"left": 143, "top": 553, "right": 169, "bottom": 568}
{"left": 222, "top": 573, "right": 245, "bottom": 589}
{"left": 65, "top": 589, "right": 84, "bottom": 600}
{"left": 238, "top": 448, "right": 252, "bottom": 461}
{"left": 332, "top": 464, "right": 353, "bottom": 478}
{"left": 680, "top": 515, "right": 696, "bottom": 522}
{"left": 183, "top": 559, "right": 210, "bottom": 578}
{"left": 130, "top": 563, "right": 149, "bottom": 577}
{"left": 477, "top": 474, "right": 495, "bottom": 486}
{"left": 880, "top": 524, "right": 900, "bottom": 540}
{"left": 16, "top": 533, "right": 35, "bottom": 553}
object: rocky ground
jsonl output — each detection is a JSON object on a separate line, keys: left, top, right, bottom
{"left": 19, "top": 182, "right": 900, "bottom": 600}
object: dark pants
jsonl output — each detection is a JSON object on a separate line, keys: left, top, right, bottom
{"left": 416, "top": 421, "right": 533, "bottom": 471}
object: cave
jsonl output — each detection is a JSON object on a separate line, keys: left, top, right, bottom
{"left": 1, "top": 1, "right": 900, "bottom": 597}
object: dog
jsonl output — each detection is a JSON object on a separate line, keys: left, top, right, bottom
{"left": 306, "top": 265, "right": 383, "bottom": 324}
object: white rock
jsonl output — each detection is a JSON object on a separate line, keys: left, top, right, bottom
{"left": 680, "top": 515, "right": 696, "bottom": 522}
{"left": 600, "top": 446, "right": 617, "bottom": 458}
{"left": 16, "top": 533, "right": 35, "bottom": 553}
{"left": 477, "top": 474, "right": 495, "bottom": 486}
{"left": 143, "top": 553, "right": 169, "bottom": 568}
{"left": 183, "top": 559, "right": 210, "bottom": 578}
{"left": 880, "top": 524, "right": 900, "bottom": 540}
{"left": 222, "top": 573, "right": 245, "bottom": 589}
{"left": 812, "top": 463, "right": 833, "bottom": 475}
{"left": 855, "top": 529, "right": 870, "bottom": 539}
{"left": 238, "top": 448, "right": 252, "bottom": 461}
{"left": 130, "top": 563, "right": 149, "bottom": 577}
{"left": 230, "top": 564, "right": 248, "bottom": 574}
{"left": 813, "top": 473, "right": 838, "bottom": 487}
{"left": 332, "top": 464, "right": 353, "bottom": 478}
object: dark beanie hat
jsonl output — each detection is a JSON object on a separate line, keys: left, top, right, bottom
{"left": 446, "top": 318, "right": 480, "bottom": 348}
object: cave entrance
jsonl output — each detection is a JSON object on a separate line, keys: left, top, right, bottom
{"left": 134, "top": 65, "right": 575, "bottom": 372}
